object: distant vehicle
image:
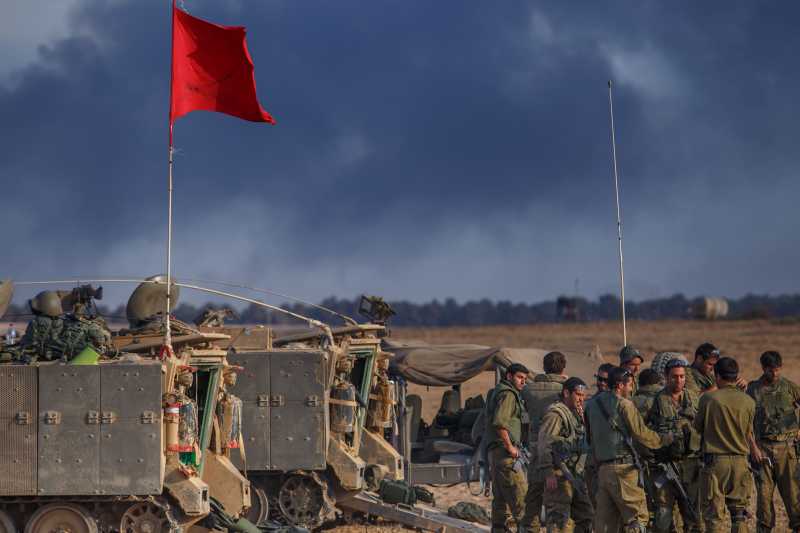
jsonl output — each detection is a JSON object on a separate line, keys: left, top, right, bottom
{"left": 690, "top": 297, "right": 729, "bottom": 320}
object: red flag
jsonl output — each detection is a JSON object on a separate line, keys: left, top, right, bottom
{"left": 169, "top": 3, "right": 275, "bottom": 141}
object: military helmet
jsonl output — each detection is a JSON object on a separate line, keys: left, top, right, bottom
{"left": 28, "top": 290, "right": 64, "bottom": 317}
{"left": 619, "top": 344, "right": 643, "bottom": 364}
{"left": 651, "top": 351, "right": 685, "bottom": 375}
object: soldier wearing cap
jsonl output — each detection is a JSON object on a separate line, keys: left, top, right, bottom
{"left": 520, "top": 351, "right": 568, "bottom": 532}
{"left": 686, "top": 343, "right": 720, "bottom": 395}
{"left": 585, "top": 366, "right": 677, "bottom": 533}
{"left": 646, "top": 358, "right": 703, "bottom": 533}
{"left": 746, "top": 351, "right": 800, "bottom": 533}
{"left": 693, "top": 357, "right": 755, "bottom": 533}
{"left": 620, "top": 345, "right": 644, "bottom": 395}
{"left": 487, "top": 362, "right": 530, "bottom": 533}
{"left": 537, "top": 377, "right": 593, "bottom": 533}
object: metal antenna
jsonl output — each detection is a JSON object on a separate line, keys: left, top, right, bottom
{"left": 607, "top": 80, "right": 627, "bottom": 346}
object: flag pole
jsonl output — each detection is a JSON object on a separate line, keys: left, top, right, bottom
{"left": 607, "top": 80, "right": 627, "bottom": 346}
{"left": 164, "top": 0, "right": 177, "bottom": 349}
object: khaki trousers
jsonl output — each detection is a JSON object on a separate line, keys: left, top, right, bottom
{"left": 490, "top": 446, "right": 528, "bottom": 533}
{"left": 594, "top": 463, "right": 649, "bottom": 533}
{"left": 700, "top": 455, "right": 752, "bottom": 533}
{"left": 520, "top": 458, "right": 544, "bottom": 533}
{"left": 542, "top": 471, "right": 593, "bottom": 533}
{"left": 652, "top": 458, "right": 704, "bottom": 533}
{"left": 755, "top": 440, "right": 800, "bottom": 532}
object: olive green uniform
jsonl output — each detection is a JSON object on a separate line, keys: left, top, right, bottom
{"left": 686, "top": 366, "right": 715, "bottom": 396}
{"left": 646, "top": 388, "right": 704, "bottom": 533}
{"left": 536, "top": 401, "right": 592, "bottom": 533}
{"left": 746, "top": 376, "right": 800, "bottom": 532}
{"left": 520, "top": 374, "right": 566, "bottom": 533}
{"left": 585, "top": 391, "right": 673, "bottom": 533}
{"left": 693, "top": 384, "right": 755, "bottom": 533}
{"left": 488, "top": 379, "right": 528, "bottom": 533}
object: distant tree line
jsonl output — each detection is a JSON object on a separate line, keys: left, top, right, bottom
{"left": 5, "top": 292, "right": 799, "bottom": 327}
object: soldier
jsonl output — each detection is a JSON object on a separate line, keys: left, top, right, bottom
{"left": 746, "top": 351, "right": 800, "bottom": 533}
{"left": 595, "top": 362, "right": 615, "bottom": 394}
{"left": 520, "top": 351, "right": 568, "bottom": 532}
{"left": 620, "top": 345, "right": 645, "bottom": 395}
{"left": 16, "top": 291, "right": 65, "bottom": 362}
{"left": 585, "top": 366, "right": 676, "bottom": 533}
{"left": 646, "top": 358, "right": 703, "bottom": 533}
{"left": 585, "top": 362, "right": 616, "bottom": 509}
{"left": 487, "top": 362, "right": 530, "bottom": 533}
{"left": 686, "top": 343, "right": 719, "bottom": 395}
{"left": 693, "top": 357, "right": 755, "bottom": 533}
{"left": 633, "top": 368, "right": 663, "bottom": 417}
{"left": 171, "top": 366, "right": 201, "bottom": 466}
{"left": 537, "top": 377, "right": 593, "bottom": 533}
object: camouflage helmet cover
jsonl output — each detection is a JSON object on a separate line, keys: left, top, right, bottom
{"left": 619, "top": 344, "right": 644, "bottom": 364}
{"left": 651, "top": 352, "right": 687, "bottom": 375}
{"left": 29, "top": 290, "right": 64, "bottom": 318}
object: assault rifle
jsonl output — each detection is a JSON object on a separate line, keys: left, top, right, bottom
{"left": 513, "top": 446, "right": 532, "bottom": 474}
{"left": 552, "top": 447, "right": 594, "bottom": 514}
{"left": 653, "top": 461, "right": 697, "bottom": 523}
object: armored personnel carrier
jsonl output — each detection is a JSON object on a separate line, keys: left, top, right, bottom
{"left": 0, "top": 279, "right": 252, "bottom": 533}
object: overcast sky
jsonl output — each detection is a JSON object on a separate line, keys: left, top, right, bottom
{"left": 1, "top": 1, "right": 798, "bottom": 308}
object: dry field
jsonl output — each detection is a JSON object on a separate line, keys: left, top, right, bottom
{"left": 386, "top": 319, "right": 799, "bottom": 531}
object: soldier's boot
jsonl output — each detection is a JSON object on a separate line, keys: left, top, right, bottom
{"left": 729, "top": 509, "right": 749, "bottom": 533}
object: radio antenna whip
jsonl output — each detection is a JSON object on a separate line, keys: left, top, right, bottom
{"left": 608, "top": 80, "right": 627, "bottom": 346}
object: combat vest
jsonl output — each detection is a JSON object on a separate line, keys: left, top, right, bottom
{"left": 19, "top": 315, "right": 64, "bottom": 360}
{"left": 522, "top": 374, "right": 566, "bottom": 445}
{"left": 687, "top": 365, "right": 714, "bottom": 393}
{"left": 486, "top": 380, "right": 525, "bottom": 449}
{"left": 647, "top": 388, "right": 701, "bottom": 458}
{"left": 546, "top": 401, "right": 588, "bottom": 473}
{"left": 748, "top": 377, "right": 800, "bottom": 442}
{"left": 585, "top": 391, "right": 631, "bottom": 463}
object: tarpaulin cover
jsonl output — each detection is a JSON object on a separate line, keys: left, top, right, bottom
{"left": 384, "top": 340, "right": 603, "bottom": 387}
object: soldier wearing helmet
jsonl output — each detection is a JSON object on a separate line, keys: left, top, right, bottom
{"left": 16, "top": 291, "right": 65, "bottom": 362}
{"left": 620, "top": 345, "right": 644, "bottom": 395}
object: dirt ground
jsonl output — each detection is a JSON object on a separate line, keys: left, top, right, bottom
{"left": 386, "top": 319, "right": 798, "bottom": 531}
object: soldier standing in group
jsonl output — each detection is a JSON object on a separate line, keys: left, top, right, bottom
{"left": 537, "top": 377, "right": 593, "bottom": 533}
{"left": 585, "top": 366, "right": 677, "bottom": 533}
{"left": 633, "top": 368, "right": 663, "bottom": 417}
{"left": 620, "top": 345, "right": 645, "bottom": 395}
{"left": 693, "top": 357, "right": 755, "bottom": 533}
{"left": 686, "top": 343, "right": 720, "bottom": 395}
{"left": 646, "top": 358, "right": 704, "bottom": 533}
{"left": 746, "top": 351, "right": 800, "bottom": 533}
{"left": 487, "top": 362, "right": 530, "bottom": 533}
{"left": 520, "top": 351, "right": 568, "bottom": 532}
{"left": 584, "top": 361, "right": 616, "bottom": 509}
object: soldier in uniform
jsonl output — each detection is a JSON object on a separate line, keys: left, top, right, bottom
{"left": 746, "top": 351, "right": 800, "bottom": 533}
{"left": 487, "top": 362, "right": 530, "bottom": 533}
{"left": 646, "top": 358, "right": 703, "bottom": 533}
{"left": 620, "top": 345, "right": 644, "bottom": 395}
{"left": 585, "top": 362, "right": 616, "bottom": 509}
{"left": 218, "top": 366, "right": 244, "bottom": 459}
{"left": 686, "top": 343, "right": 719, "bottom": 395}
{"left": 16, "top": 291, "right": 65, "bottom": 362}
{"left": 520, "top": 351, "right": 568, "bottom": 532}
{"left": 595, "top": 362, "right": 615, "bottom": 394}
{"left": 693, "top": 357, "right": 755, "bottom": 533}
{"left": 172, "top": 366, "right": 201, "bottom": 466}
{"left": 537, "top": 377, "right": 593, "bottom": 533}
{"left": 585, "top": 366, "right": 677, "bottom": 533}
{"left": 633, "top": 368, "right": 663, "bottom": 417}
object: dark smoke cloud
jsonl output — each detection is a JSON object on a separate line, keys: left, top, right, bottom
{"left": 1, "top": 0, "right": 799, "bottom": 308}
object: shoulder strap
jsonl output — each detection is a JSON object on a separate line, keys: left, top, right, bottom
{"left": 596, "top": 396, "right": 628, "bottom": 438}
